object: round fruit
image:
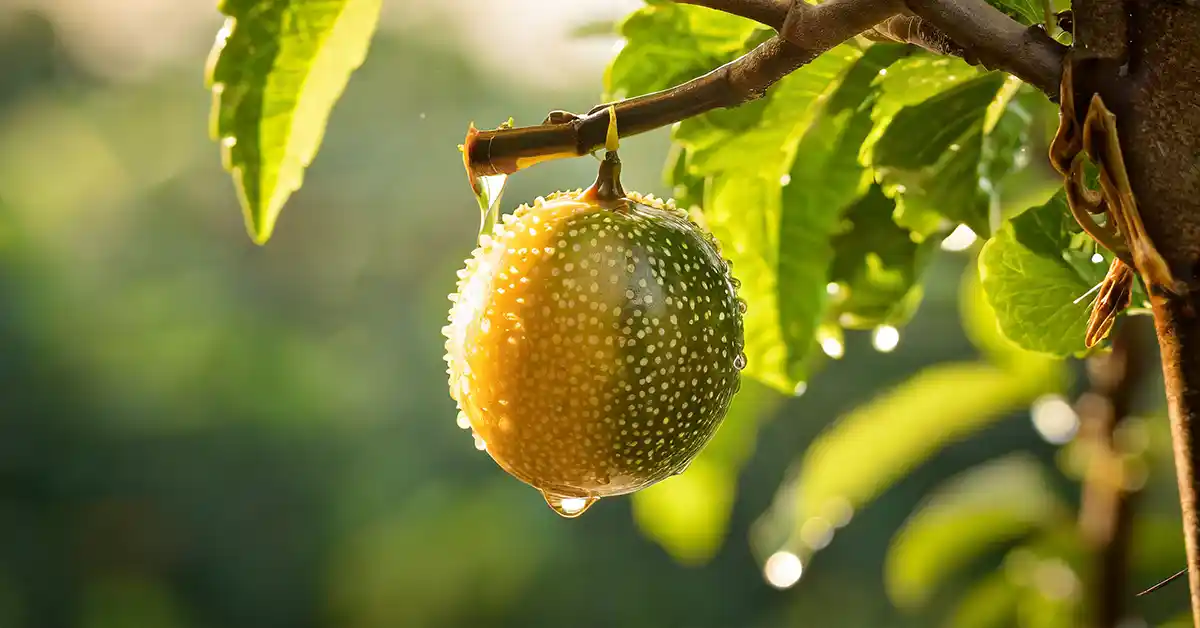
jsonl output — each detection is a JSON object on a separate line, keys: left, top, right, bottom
{"left": 443, "top": 156, "right": 745, "bottom": 515}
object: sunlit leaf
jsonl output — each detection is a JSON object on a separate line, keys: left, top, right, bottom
{"left": 605, "top": 0, "right": 760, "bottom": 100}
{"left": 632, "top": 379, "right": 784, "bottom": 565}
{"left": 946, "top": 572, "right": 1019, "bottom": 628}
{"left": 978, "top": 191, "right": 1110, "bottom": 356}
{"left": 885, "top": 454, "right": 1068, "bottom": 609}
{"left": 773, "top": 45, "right": 909, "bottom": 378}
{"left": 827, "top": 184, "right": 937, "bottom": 329}
{"left": 980, "top": 84, "right": 1063, "bottom": 222}
{"left": 676, "top": 44, "right": 862, "bottom": 177}
{"left": 704, "top": 175, "right": 792, "bottom": 391}
{"left": 872, "top": 54, "right": 983, "bottom": 129}
{"left": 207, "top": 0, "right": 382, "bottom": 244}
{"left": 960, "top": 254, "right": 1056, "bottom": 368}
{"left": 687, "top": 46, "right": 897, "bottom": 392}
{"left": 764, "top": 357, "right": 1064, "bottom": 555}
{"left": 871, "top": 74, "right": 1007, "bottom": 238}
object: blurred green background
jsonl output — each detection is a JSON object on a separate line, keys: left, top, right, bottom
{"left": 0, "top": 2, "right": 1192, "bottom": 627}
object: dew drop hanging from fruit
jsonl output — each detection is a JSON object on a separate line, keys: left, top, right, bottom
{"left": 444, "top": 123, "right": 746, "bottom": 518}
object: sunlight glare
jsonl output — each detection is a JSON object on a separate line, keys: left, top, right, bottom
{"left": 1031, "top": 394, "right": 1079, "bottom": 445}
{"left": 940, "top": 224, "right": 978, "bottom": 252}
{"left": 764, "top": 551, "right": 804, "bottom": 589}
{"left": 872, "top": 325, "right": 900, "bottom": 353}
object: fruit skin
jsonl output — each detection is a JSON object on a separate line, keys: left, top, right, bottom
{"left": 444, "top": 186, "right": 745, "bottom": 500}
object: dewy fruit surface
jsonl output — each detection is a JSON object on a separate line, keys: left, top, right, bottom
{"left": 444, "top": 186, "right": 745, "bottom": 508}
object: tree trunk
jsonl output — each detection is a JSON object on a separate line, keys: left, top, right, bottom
{"left": 1073, "top": 0, "right": 1200, "bottom": 622}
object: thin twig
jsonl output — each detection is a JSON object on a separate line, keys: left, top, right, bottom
{"left": 1138, "top": 567, "right": 1189, "bottom": 597}
{"left": 464, "top": 0, "right": 895, "bottom": 178}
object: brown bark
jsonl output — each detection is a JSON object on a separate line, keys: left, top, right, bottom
{"left": 1072, "top": 0, "right": 1200, "bottom": 623}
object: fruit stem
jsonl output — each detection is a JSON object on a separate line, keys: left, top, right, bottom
{"left": 587, "top": 151, "right": 627, "bottom": 204}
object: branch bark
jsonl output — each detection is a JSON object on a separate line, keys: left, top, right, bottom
{"left": 464, "top": 0, "right": 896, "bottom": 179}
{"left": 1067, "top": 0, "right": 1200, "bottom": 624}
{"left": 465, "top": 0, "right": 1067, "bottom": 179}
{"left": 683, "top": 0, "right": 1067, "bottom": 95}
{"left": 902, "top": 0, "right": 1066, "bottom": 96}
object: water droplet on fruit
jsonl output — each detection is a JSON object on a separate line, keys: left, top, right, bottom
{"left": 541, "top": 491, "right": 598, "bottom": 518}
{"left": 456, "top": 412, "right": 471, "bottom": 430}
{"left": 737, "top": 298, "right": 748, "bottom": 314}
{"left": 473, "top": 433, "right": 487, "bottom": 451}
{"left": 733, "top": 353, "right": 747, "bottom": 370}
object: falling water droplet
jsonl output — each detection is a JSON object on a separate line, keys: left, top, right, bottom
{"left": 541, "top": 491, "right": 598, "bottom": 518}
{"left": 733, "top": 352, "right": 747, "bottom": 370}
{"left": 456, "top": 412, "right": 471, "bottom": 430}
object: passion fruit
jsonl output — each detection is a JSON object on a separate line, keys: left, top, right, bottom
{"left": 443, "top": 154, "right": 745, "bottom": 516}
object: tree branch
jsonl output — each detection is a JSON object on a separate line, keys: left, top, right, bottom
{"left": 464, "top": 0, "right": 1068, "bottom": 179}
{"left": 674, "top": 0, "right": 788, "bottom": 28}
{"left": 464, "top": 0, "right": 897, "bottom": 179}
{"left": 682, "top": 0, "right": 1066, "bottom": 96}
{"left": 903, "top": 0, "right": 1066, "bottom": 96}
{"left": 872, "top": 14, "right": 971, "bottom": 59}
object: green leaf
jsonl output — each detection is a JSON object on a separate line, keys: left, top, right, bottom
{"left": 885, "top": 454, "right": 1068, "bottom": 609}
{"left": 960, "top": 254, "right": 1059, "bottom": 369}
{"left": 868, "top": 53, "right": 984, "bottom": 148}
{"left": 980, "top": 84, "right": 1063, "bottom": 222}
{"left": 689, "top": 45, "right": 900, "bottom": 392}
{"left": 978, "top": 191, "right": 1111, "bottom": 356}
{"left": 763, "top": 358, "right": 1063, "bottom": 555}
{"left": 704, "top": 175, "right": 793, "bottom": 391}
{"left": 872, "top": 74, "right": 1007, "bottom": 239}
{"left": 632, "top": 379, "right": 784, "bottom": 565}
{"left": 827, "top": 184, "right": 937, "bottom": 329}
{"left": 676, "top": 44, "right": 863, "bottom": 177}
{"left": 775, "top": 45, "right": 910, "bottom": 377}
{"left": 605, "top": 1, "right": 760, "bottom": 100}
{"left": 987, "top": 0, "right": 1046, "bottom": 25}
{"left": 946, "top": 572, "right": 1020, "bottom": 628}
{"left": 207, "top": 0, "right": 382, "bottom": 244}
